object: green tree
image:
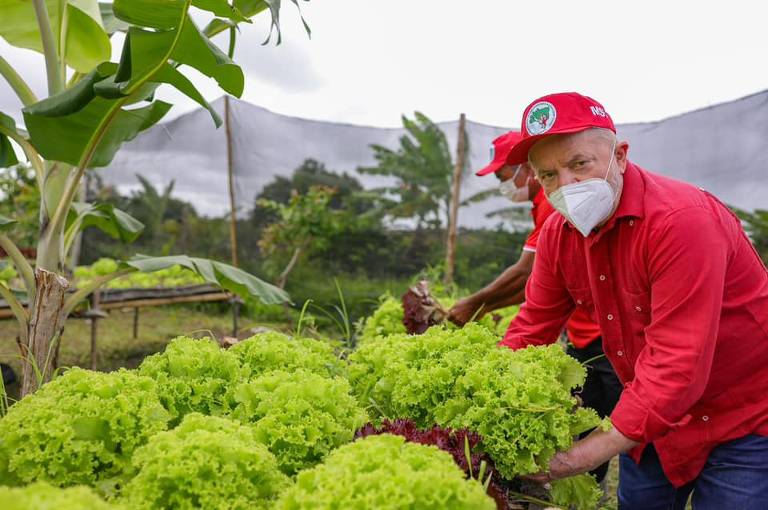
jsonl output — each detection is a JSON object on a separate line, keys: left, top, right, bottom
{"left": 0, "top": 164, "right": 39, "bottom": 249}
{"left": 358, "top": 112, "right": 463, "bottom": 230}
{"left": 251, "top": 158, "right": 373, "bottom": 228}
{"left": 0, "top": 0, "right": 310, "bottom": 394}
{"left": 733, "top": 208, "right": 768, "bottom": 264}
{"left": 258, "top": 186, "right": 342, "bottom": 289}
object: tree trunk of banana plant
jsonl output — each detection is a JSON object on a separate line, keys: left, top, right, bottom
{"left": 21, "top": 269, "right": 69, "bottom": 396}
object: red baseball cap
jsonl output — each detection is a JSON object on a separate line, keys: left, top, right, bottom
{"left": 475, "top": 131, "right": 523, "bottom": 176}
{"left": 505, "top": 92, "right": 615, "bottom": 165}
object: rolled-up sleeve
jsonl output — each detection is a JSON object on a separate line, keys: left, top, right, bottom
{"left": 611, "top": 207, "right": 727, "bottom": 442}
{"left": 499, "top": 228, "right": 574, "bottom": 350}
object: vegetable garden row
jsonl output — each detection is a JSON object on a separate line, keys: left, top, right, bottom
{"left": 0, "top": 294, "right": 604, "bottom": 509}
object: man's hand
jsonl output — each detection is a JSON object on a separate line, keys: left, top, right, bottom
{"left": 525, "top": 426, "right": 639, "bottom": 482}
{"left": 448, "top": 296, "right": 485, "bottom": 326}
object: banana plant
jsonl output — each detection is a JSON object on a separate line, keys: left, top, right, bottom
{"left": 0, "top": 0, "right": 310, "bottom": 395}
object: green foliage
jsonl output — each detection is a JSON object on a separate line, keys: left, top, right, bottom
{"left": 230, "top": 370, "right": 368, "bottom": 475}
{"left": 258, "top": 186, "right": 343, "bottom": 285}
{"left": 138, "top": 337, "right": 246, "bottom": 423}
{"left": 0, "top": 481, "right": 121, "bottom": 510}
{"left": 436, "top": 345, "right": 598, "bottom": 478}
{"left": 0, "top": 0, "right": 111, "bottom": 73}
{"left": 0, "top": 367, "right": 169, "bottom": 487}
{"left": 0, "top": 0, "right": 307, "bottom": 394}
{"left": 122, "top": 254, "right": 290, "bottom": 304}
{"left": 65, "top": 202, "right": 145, "bottom": 256}
{"left": 733, "top": 207, "right": 768, "bottom": 263}
{"left": 91, "top": 257, "right": 119, "bottom": 275}
{"left": 122, "top": 413, "right": 289, "bottom": 510}
{"left": 80, "top": 173, "right": 205, "bottom": 263}
{"left": 348, "top": 325, "right": 599, "bottom": 480}
{"left": 124, "top": 176, "right": 178, "bottom": 252}
{"left": 74, "top": 261, "right": 205, "bottom": 289}
{"left": 252, "top": 158, "right": 372, "bottom": 224}
{"left": 358, "top": 112, "right": 463, "bottom": 230}
{"left": 356, "top": 291, "right": 519, "bottom": 344}
{"left": 348, "top": 323, "right": 498, "bottom": 425}
{"left": 275, "top": 434, "right": 495, "bottom": 510}
{"left": 230, "top": 331, "right": 345, "bottom": 378}
{"left": 0, "top": 164, "right": 39, "bottom": 248}
{"left": 550, "top": 474, "right": 603, "bottom": 510}
{"left": 357, "top": 293, "right": 407, "bottom": 343}
{"left": 0, "top": 261, "right": 17, "bottom": 282}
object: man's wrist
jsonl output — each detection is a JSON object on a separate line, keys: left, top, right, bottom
{"left": 548, "top": 428, "right": 639, "bottom": 480}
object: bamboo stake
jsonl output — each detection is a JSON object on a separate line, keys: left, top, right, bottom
{"left": 444, "top": 113, "right": 467, "bottom": 286}
{"left": 224, "top": 95, "right": 239, "bottom": 267}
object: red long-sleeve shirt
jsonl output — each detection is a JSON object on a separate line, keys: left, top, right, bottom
{"left": 501, "top": 163, "right": 768, "bottom": 486}
{"left": 523, "top": 190, "right": 602, "bottom": 348}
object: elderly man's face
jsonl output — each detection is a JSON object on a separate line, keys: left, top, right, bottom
{"left": 528, "top": 130, "right": 628, "bottom": 195}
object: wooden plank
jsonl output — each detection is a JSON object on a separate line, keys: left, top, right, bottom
{"left": 98, "top": 284, "right": 221, "bottom": 302}
{"left": 0, "top": 290, "right": 230, "bottom": 319}
{"left": 98, "top": 292, "right": 230, "bottom": 310}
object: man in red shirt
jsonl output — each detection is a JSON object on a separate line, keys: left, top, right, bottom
{"left": 448, "top": 131, "right": 622, "bottom": 483}
{"left": 501, "top": 92, "right": 768, "bottom": 509}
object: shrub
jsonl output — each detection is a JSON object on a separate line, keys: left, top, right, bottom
{"left": 0, "top": 368, "right": 169, "bottom": 487}
{"left": 357, "top": 294, "right": 406, "bottom": 343}
{"left": 230, "top": 331, "right": 344, "bottom": 378}
{"left": 229, "top": 370, "right": 367, "bottom": 475}
{"left": 357, "top": 293, "right": 518, "bottom": 344}
{"left": 122, "top": 413, "right": 289, "bottom": 510}
{"left": 347, "top": 324, "right": 601, "bottom": 502}
{"left": 355, "top": 419, "right": 509, "bottom": 508}
{"left": 275, "top": 434, "right": 495, "bottom": 509}
{"left": 0, "top": 482, "right": 121, "bottom": 510}
{"left": 436, "top": 344, "right": 598, "bottom": 478}
{"left": 138, "top": 336, "right": 245, "bottom": 423}
{"left": 348, "top": 323, "right": 498, "bottom": 424}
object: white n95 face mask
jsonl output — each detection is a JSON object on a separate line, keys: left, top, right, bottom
{"left": 547, "top": 143, "right": 618, "bottom": 237}
{"left": 499, "top": 178, "right": 529, "bottom": 203}
{"left": 498, "top": 165, "right": 530, "bottom": 203}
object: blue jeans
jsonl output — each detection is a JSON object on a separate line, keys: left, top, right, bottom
{"left": 618, "top": 434, "right": 768, "bottom": 510}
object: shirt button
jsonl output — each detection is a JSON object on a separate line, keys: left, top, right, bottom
{"left": 576, "top": 299, "right": 583, "bottom": 305}
{"left": 629, "top": 220, "right": 634, "bottom": 226}
{"left": 607, "top": 314, "right": 614, "bottom": 320}
{"left": 702, "top": 415, "right": 709, "bottom": 422}
{"left": 617, "top": 350, "right": 623, "bottom": 356}
{"left": 635, "top": 306, "right": 642, "bottom": 312}
{"left": 599, "top": 275, "right": 606, "bottom": 281}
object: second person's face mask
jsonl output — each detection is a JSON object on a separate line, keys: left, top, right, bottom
{"left": 499, "top": 178, "right": 529, "bottom": 203}
{"left": 547, "top": 142, "right": 618, "bottom": 237}
{"left": 499, "top": 165, "right": 530, "bottom": 203}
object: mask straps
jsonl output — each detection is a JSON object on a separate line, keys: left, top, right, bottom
{"left": 603, "top": 141, "right": 617, "bottom": 180}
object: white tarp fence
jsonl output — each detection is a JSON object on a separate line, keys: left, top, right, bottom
{"left": 102, "top": 91, "right": 768, "bottom": 228}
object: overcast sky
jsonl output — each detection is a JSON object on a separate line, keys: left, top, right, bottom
{"left": 2, "top": 0, "right": 768, "bottom": 128}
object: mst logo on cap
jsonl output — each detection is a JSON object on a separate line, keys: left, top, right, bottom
{"left": 525, "top": 101, "right": 556, "bottom": 135}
